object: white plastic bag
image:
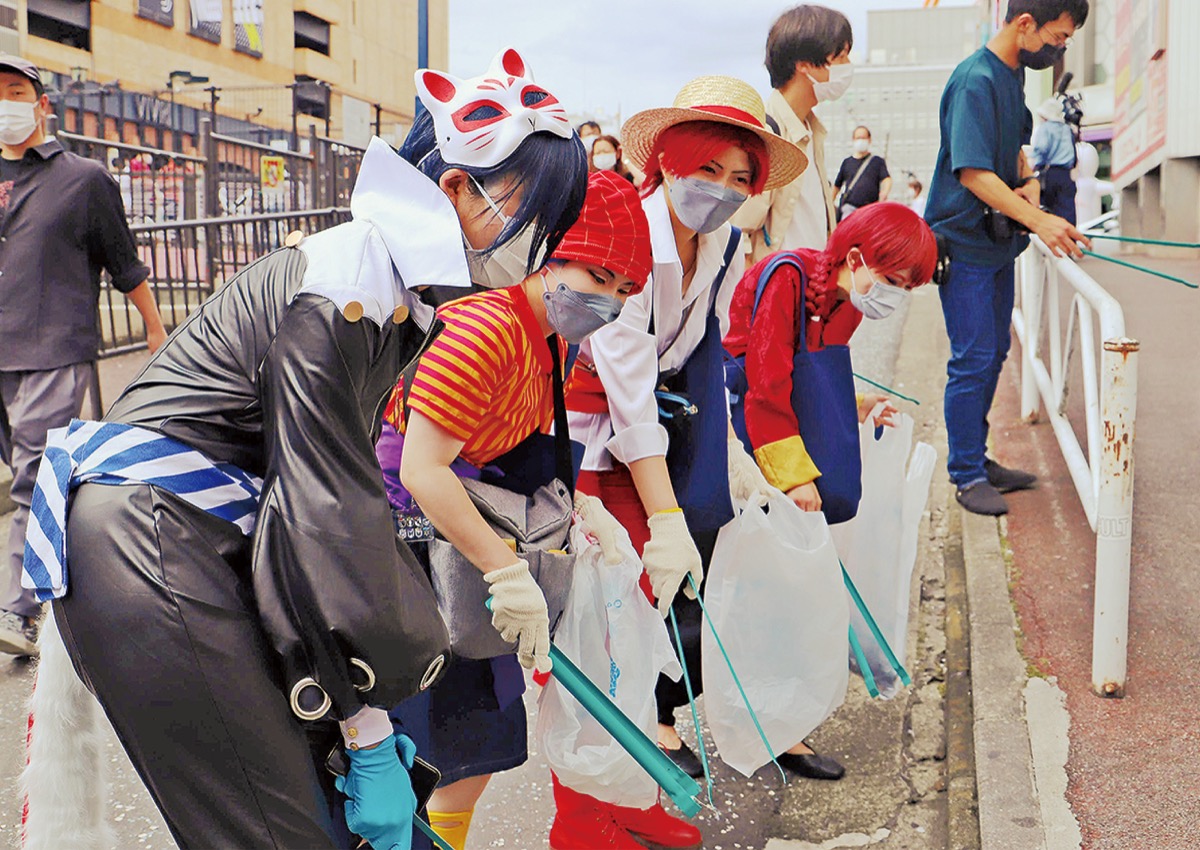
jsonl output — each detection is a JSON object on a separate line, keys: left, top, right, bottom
{"left": 702, "top": 490, "right": 849, "bottom": 778}
{"left": 830, "top": 411, "right": 936, "bottom": 698}
{"left": 536, "top": 521, "right": 680, "bottom": 807}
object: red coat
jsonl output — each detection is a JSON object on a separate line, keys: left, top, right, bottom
{"left": 723, "top": 249, "right": 862, "bottom": 491}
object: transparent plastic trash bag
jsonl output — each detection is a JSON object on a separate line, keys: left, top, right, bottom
{"left": 536, "top": 521, "right": 680, "bottom": 807}
{"left": 703, "top": 489, "right": 849, "bottom": 777}
{"left": 831, "top": 410, "right": 936, "bottom": 698}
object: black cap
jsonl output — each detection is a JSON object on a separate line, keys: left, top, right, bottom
{"left": 0, "top": 55, "right": 42, "bottom": 89}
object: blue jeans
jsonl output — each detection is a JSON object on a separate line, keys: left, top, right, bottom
{"left": 939, "top": 258, "right": 1016, "bottom": 486}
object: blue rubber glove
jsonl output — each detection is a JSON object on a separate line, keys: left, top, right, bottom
{"left": 334, "top": 732, "right": 418, "bottom": 850}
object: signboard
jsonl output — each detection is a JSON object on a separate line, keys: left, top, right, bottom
{"left": 1111, "top": 0, "right": 1168, "bottom": 182}
{"left": 137, "top": 0, "right": 174, "bottom": 27}
{"left": 260, "top": 155, "right": 286, "bottom": 191}
{"left": 233, "top": 0, "right": 264, "bottom": 57}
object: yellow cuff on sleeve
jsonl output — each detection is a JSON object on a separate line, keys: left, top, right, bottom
{"left": 753, "top": 435, "right": 821, "bottom": 493}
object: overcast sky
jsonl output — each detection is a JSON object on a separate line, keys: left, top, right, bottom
{"left": 448, "top": 0, "right": 975, "bottom": 130}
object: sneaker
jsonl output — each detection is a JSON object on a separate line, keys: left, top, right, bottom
{"left": 0, "top": 610, "right": 38, "bottom": 657}
{"left": 985, "top": 459, "right": 1038, "bottom": 493}
{"left": 956, "top": 480, "right": 1009, "bottom": 516}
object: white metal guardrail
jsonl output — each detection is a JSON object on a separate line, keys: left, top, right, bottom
{"left": 1010, "top": 236, "right": 1139, "bottom": 698}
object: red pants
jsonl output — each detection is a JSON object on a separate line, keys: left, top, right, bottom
{"left": 577, "top": 466, "right": 654, "bottom": 602}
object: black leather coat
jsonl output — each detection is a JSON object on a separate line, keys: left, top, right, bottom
{"left": 106, "top": 244, "right": 450, "bottom": 719}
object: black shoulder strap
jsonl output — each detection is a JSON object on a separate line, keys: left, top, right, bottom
{"left": 764, "top": 114, "right": 781, "bottom": 135}
{"left": 548, "top": 336, "right": 575, "bottom": 494}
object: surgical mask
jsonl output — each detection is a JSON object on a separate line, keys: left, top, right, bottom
{"left": 541, "top": 266, "right": 623, "bottom": 344}
{"left": 0, "top": 100, "right": 38, "bottom": 146}
{"left": 1019, "top": 41, "right": 1066, "bottom": 70}
{"left": 852, "top": 138, "right": 870, "bottom": 155}
{"left": 464, "top": 175, "right": 515, "bottom": 287}
{"left": 849, "top": 263, "right": 909, "bottom": 321}
{"left": 481, "top": 226, "right": 543, "bottom": 289}
{"left": 806, "top": 63, "right": 854, "bottom": 103}
{"left": 593, "top": 152, "right": 618, "bottom": 171}
{"left": 667, "top": 176, "right": 748, "bottom": 234}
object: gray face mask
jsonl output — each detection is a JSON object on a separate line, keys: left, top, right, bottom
{"left": 541, "top": 267, "right": 623, "bottom": 344}
{"left": 667, "top": 176, "right": 748, "bottom": 234}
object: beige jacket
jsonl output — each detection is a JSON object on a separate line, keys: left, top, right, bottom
{"left": 732, "top": 89, "right": 837, "bottom": 263}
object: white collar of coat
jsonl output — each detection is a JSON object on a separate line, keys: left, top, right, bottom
{"left": 350, "top": 136, "right": 472, "bottom": 292}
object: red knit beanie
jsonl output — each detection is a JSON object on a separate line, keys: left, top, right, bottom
{"left": 551, "top": 171, "right": 652, "bottom": 293}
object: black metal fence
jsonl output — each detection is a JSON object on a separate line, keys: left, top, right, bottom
{"left": 99, "top": 207, "right": 351, "bottom": 357}
{"left": 56, "top": 118, "right": 365, "bottom": 223}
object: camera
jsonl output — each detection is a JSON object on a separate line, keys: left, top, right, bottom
{"left": 982, "top": 205, "right": 1028, "bottom": 242}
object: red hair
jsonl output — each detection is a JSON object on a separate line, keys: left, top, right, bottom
{"left": 825, "top": 202, "right": 937, "bottom": 287}
{"left": 640, "top": 121, "right": 770, "bottom": 197}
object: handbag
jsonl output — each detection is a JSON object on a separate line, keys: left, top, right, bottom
{"left": 405, "top": 337, "right": 581, "bottom": 659}
{"left": 651, "top": 227, "right": 741, "bottom": 532}
{"left": 726, "top": 252, "right": 862, "bottom": 524}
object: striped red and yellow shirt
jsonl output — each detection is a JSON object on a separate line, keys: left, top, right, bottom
{"left": 382, "top": 285, "right": 566, "bottom": 468}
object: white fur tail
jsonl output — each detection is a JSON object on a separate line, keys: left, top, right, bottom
{"left": 20, "top": 609, "right": 114, "bottom": 850}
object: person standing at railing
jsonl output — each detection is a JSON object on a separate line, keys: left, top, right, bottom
{"left": 923, "top": 1, "right": 1091, "bottom": 516}
{"left": 0, "top": 54, "right": 166, "bottom": 656}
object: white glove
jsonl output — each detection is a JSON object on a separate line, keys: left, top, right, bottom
{"left": 484, "top": 561, "right": 552, "bottom": 673}
{"left": 573, "top": 491, "right": 623, "bottom": 565}
{"left": 642, "top": 510, "right": 703, "bottom": 617}
{"left": 727, "top": 438, "right": 773, "bottom": 507}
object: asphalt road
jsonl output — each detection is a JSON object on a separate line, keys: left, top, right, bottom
{"left": 0, "top": 293, "right": 944, "bottom": 850}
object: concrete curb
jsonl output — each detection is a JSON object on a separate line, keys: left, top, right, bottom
{"left": 961, "top": 509, "right": 1078, "bottom": 850}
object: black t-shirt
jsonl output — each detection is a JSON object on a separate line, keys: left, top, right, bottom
{"left": 834, "top": 154, "right": 890, "bottom": 208}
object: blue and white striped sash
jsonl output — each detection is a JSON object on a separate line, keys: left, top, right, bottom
{"left": 21, "top": 420, "right": 264, "bottom": 601}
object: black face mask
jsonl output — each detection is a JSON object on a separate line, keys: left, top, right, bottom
{"left": 1019, "top": 42, "right": 1066, "bottom": 70}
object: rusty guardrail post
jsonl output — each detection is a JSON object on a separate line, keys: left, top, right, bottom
{"left": 1091, "top": 337, "right": 1139, "bottom": 698}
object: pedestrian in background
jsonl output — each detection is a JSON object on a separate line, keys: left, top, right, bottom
{"left": 907, "top": 174, "right": 926, "bottom": 218}
{"left": 833, "top": 125, "right": 891, "bottom": 220}
{"left": 1032, "top": 96, "right": 1078, "bottom": 224}
{"left": 923, "top": 0, "right": 1091, "bottom": 517}
{"left": 578, "top": 120, "right": 602, "bottom": 155}
{"left": 590, "top": 133, "right": 635, "bottom": 183}
{"left": 0, "top": 54, "right": 165, "bottom": 656}
{"left": 732, "top": 3, "right": 853, "bottom": 258}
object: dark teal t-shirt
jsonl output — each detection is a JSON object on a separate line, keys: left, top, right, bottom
{"left": 924, "top": 47, "right": 1032, "bottom": 267}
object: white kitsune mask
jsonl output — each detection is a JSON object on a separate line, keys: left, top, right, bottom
{"left": 414, "top": 47, "right": 573, "bottom": 168}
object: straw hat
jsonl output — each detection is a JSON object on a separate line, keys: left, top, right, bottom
{"left": 621, "top": 76, "right": 807, "bottom": 191}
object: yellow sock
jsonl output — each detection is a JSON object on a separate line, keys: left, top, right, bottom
{"left": 427, "top": 808, "right": 473, "bottom": 850}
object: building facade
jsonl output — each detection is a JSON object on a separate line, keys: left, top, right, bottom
{"left": 9, "top": 0, "right": 447, "bottom": 149}
{"left": 815, "top": 5, "right": 983, "bottom": 197}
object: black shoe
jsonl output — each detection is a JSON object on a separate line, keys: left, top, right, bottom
{"left": 658, "top": 740, "right": 704, "bottom": 778}
{"left": 956, "top": 480, "right": 1009, "bottom": 516}
{"left": 776, "top": 748, "right": 845, "bottom": 781}
{"left": 985, "top": 459, "right": 1038, "bottom": 493}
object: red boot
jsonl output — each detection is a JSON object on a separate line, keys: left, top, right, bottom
{"left": 611, "top": 797, "right": 703, "bottom": 849}
{"left": 550, "top": 774, "right": 643, "bottom": 850}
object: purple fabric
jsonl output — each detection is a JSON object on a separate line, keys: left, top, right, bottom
{"left": 375, "top": 421, "right": 480, "bottom": 513}
{"left": 490, "top": 654, "right": 526, "bottom": 710}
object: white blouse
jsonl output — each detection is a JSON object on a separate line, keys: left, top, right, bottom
{"left": 569, "top": 186, "right": 746, "bottom": 471}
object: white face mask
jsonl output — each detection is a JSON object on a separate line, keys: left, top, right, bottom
{"left": 849, "top": 260, "right": 909, "bottom": 321}
{"left": 592, "top": 152, "right": 618, "bottom": 171}
{"left": 0, "top": 100, "right": 38, "bottom": 146}
{"left": 852, "top": 138, "right": 870, "bottom": 155}
{"left": 806, "top": 63, "right": 854, "bottom": 103}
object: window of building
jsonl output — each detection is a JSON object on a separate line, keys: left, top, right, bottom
{"left": 294, "top": 76, "right": 330, "bottom": 121}
{"left": 27, "top": 0, "right": 90, "bottom": 51}
{"left": 294, "top": 12, "right": 330, "bottom": 55}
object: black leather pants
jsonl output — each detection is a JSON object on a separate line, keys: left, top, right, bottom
{"left": 55, "top": 482, "right": 346, "bottom": 849}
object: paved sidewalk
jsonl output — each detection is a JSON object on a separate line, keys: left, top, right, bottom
{"left": 981, "top": 251, "right": 1200, "bottom": 850}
